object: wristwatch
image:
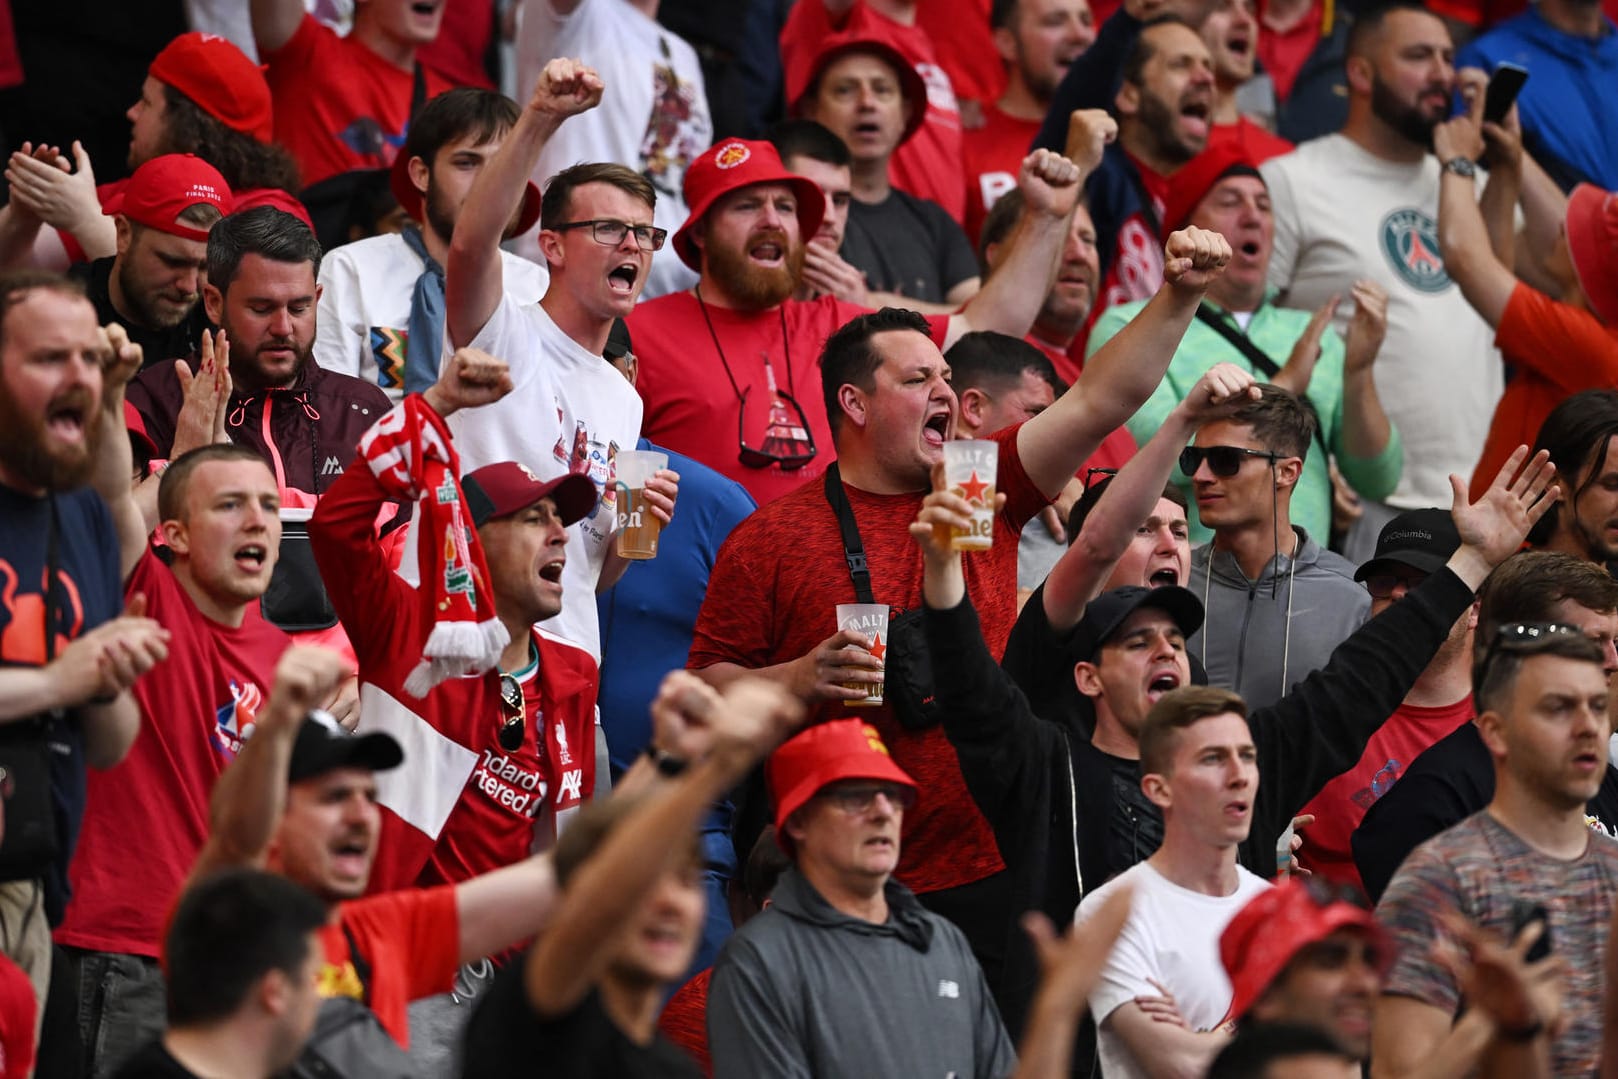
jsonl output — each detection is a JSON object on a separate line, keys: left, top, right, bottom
{"left": 1441, "top": 156, "right": 1478, "bottom": 179}
{"left": 643, "top": 744, "right": 688, "bottom": 777}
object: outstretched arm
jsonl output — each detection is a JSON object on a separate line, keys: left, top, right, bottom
{"left": 1435, "top": 110, "right": 1515, "bottom": 329}
{"left": 92, "top": 325, "right": 152, "bottom": 581}
{"left": 446, "top": 57, "right": 603, "bottom": 348}
{"left": 1015, "top": 226, "right": 1232, "bottom": 496}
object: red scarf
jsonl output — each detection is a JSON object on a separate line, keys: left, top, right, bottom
{"left": 357, "top": 396, "right": 505, "bottom": 695}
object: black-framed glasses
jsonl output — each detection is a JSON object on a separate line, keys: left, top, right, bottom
{"left": 550, "top": 219, "right": 667, "bottom": 251}
{"left": 1178, "top": 445, "right": 1281, "bottom": 478}
{"left": 1475, "top": 622, "right": 1584, "bottom": 693}
{"left": 497, "top": 673, "right": 525, "bottom": 752}
{"left": 1363, "top": 570, "right": 1428, "bottom": 600}
{"left": 817, "top": 781, "right": 917, "bottom": 815}
{"left": 739, "top": 383, "right": 817, "bottom": 471}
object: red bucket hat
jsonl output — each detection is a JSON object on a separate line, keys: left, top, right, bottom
{"left": 1220, "top": 878, "right": 1389, "bottom": 1023}
{"left": 104, "top": 154, "right": 232, "bottom": 242}
{"left": 784, "top": 30, "right": 929, "bottom": 148}
{"left": 389, "top": 149, "right": 541, "bottom": 241}
{"left": 673, "top": 140, "right": 825, "bottom": 272}
{"left": 767, "top": 719, "right": 916, "bottom": 843}
{"left": 1159, "top": 144, "right": 1262, "bottom": 240}
{"left": 148, "top": 32, "right": 274, "bottom": 144}
{"left": 1567, "top": 184, "right": 1618, "bottom": 329}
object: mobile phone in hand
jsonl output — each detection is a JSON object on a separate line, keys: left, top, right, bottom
{"left": 1509, "top": 900, "right": 1553, "bottom": 963}
{"left": 1484, "top": 63, "right": 1529, "bottom": 126}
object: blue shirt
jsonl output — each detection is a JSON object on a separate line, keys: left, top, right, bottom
{"left": 1458, "top": 9, "right": 1618, "bottom": 190}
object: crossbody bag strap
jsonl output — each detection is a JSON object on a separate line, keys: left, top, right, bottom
{"left": 341, "top": 920, "right": 372, "bottom": 1006}
{"left": 823, "top": 464, "right": 875, "bottom": 604}
{"left": 1193, "top": 304, "right": 1330, "bottom": 463}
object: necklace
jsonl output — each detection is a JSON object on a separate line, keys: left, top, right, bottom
{"left": 694, "top": 285, "right": 794, "bottom": 404}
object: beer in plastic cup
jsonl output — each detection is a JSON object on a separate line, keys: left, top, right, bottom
{"left": 835, "top": 603, "right": 889, "bottom": 706}
{"left": 613, "top": 450, "right": 668, "bottom": 560}
{"left": 941, "top": 439, "right": 998, "bottom": 551}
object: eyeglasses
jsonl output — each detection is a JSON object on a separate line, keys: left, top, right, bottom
{"left": 1179, "top": 445, "right": 1281, "bottom": 478}
{"left": 497, "top": 673, "right": 525, "bottom": 753}
{"left": 739, "top": 383, "right": 817, "bottom": 471}
{"left": 550, "top": 219, "right": 668, "bottom": 252}
{"left": 1474, "top": 622, "right": 1584, "bottom": 695}
{"left": 1363, "top": 570, "right": 1428, "bottom": 600}
{"left": 817, "top": 782, "right": 916, "bottom": 815}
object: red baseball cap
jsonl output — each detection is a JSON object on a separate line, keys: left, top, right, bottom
{"left": 784, "top": 30, "right": 928, "bottom": 148}
{"left": 673, "top": 140, "right": 826, "bottom": 272}
{"left": 1220, "top": 878, "right": 1389, "bottom": 1023}
{"left": 1159, "top": 144, "right": 1263, "bottom": 240}
{"left": 148, "top": 32, "right": 274, "bottom": 144}
{"left": 767, "top": 719, "right": 916, "bottom": 843}
{"left": 231, "top": 186, "right": 315, "bottom": 232}
{"left": 460, "top": 462, "right": 598, "bottom": 528}
{"left": 124, "top": 400, "right": 158, "bottom": 462}
{"left": 104, "top": 154, "right": 232, "bottom": 242}
{"left": 1567, "top": 184, "right": 1618, "bottom": 329}
{"left": 389, "top": 149, "right": 542, "bottom": 240}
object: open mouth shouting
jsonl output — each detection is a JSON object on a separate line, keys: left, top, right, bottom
{"left": 749, "top": 229, "right": 788, "bottom": 268}
{"left": 537, "top": 554, "right": 565, "bottom": 588}
{"left": 607, "top": 261, "right": 639, "bottom": 296}
{"left": 1148, "top": 564, "right": 1181, "bottom": 588}
{"left": 1179, "top": 94, "right": 1213, "bottom": 142}
{"left": 1145, "top": 668, "right": 1182, "bottom": 704}
{"left": 234, "top": 542, "right": 269, "bottom": 574}
{"left": 923, "top": 409, "right": 950, "bottom": 449}
{"left": 44, "top": 395, "right": 91, "bottom": 446}
{"left": 330, "top": 833, "right": 372, "bottom": 879}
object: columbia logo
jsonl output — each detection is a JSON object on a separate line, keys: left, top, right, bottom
{"left": 322, "top": 456, "right": 342, "bottom": 475}
{"left": 937, "top": 979, "right": 959, "bottom": 999}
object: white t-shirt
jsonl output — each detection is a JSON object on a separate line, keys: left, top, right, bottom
{"left": 314, "top": 232, "right": 549, "bottom": 403}
{"left": 1263, "top": 134, "right": 1502, "bottom": 508}
{"left": 1078, "top": 861, "right": 1271, "bottom": 1079}
{"left": 447, "top": 296, "right": 644, "bottom": 660}
{"left": 515, "top": 0, "right": 709, "bottom": 300}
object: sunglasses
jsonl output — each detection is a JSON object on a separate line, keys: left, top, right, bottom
{"left": 1363, "top": 570, "right": 1428, "bottom": 600}
{"left": 817, "top": 782, "right": 917, "bottom": 815}
{"left": 1475, "top": 622, "right": 1585, "bottom": 693}
{"left": 1178, "top": 445, "right": 1280, "bottom": 478}
{"left": 739, "top": 383, "right": 818, "bottom": 471}
{"left": 497, "top": 673, "right": 525, "bottom": 753}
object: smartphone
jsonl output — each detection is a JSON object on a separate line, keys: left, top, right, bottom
{"left": 1484, "top": 63, "right": 1529, "bottom": 125}
{"left": 1509, "top": 900, "right": 1553, "bottom": 963}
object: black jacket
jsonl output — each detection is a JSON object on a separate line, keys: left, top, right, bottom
{"left": 925, "top": 565, "right": 1477, "bottom": 1041}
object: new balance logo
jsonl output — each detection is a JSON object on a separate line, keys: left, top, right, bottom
{"left": 322, "top": 455, "right": 343, "bottom": 476}
{"left": 937, "top": 980, "right": 959, "bottom": 999}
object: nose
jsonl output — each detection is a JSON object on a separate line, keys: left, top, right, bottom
{"left": 870, "top": 791, "right": 903, "bottom": 817}
{"left": 1389, "top": 579, "right": 1413, "bottom": 601}
{"left": 175, "top": 265, "right": 200, "bottom": 295}
{"left": 1604, "top": 638, "right": 1618, "bottom": 675}
{"left": 268, "top": 307, "right": 295, "bottom": 338}
{"left": 1192, "top": 457, "right": 1217, "bottom": 483}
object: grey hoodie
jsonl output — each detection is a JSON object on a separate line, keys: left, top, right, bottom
{"left": 707, "top": 867, "right": 1016, "bottom": 1079}
{"left": 1187, "top": 526, "right": 1371, "bottom": 709}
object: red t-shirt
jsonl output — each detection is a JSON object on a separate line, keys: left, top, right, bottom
{"left": 962, "top": 103, "right": 1041, "bottom": 250}
{"left": 417, "top": 0, "right": 495, "bottom": 89}
{"left": 1205, "top": 117, "right": 1294, "bottom": 167}
{"left": 781, "top": 0, "right": 967, "bottom": 224}
{"left": 1471, "top": 282, "right": 1618, "bottom": 500}
{"left": 308, "top": 448, "right": 598, "bottom": 894}
{"left": 628, "top": 292, "right": 949, "bottom": 507}
{"left": 0, "top": 954, "right": 33, "bottom": 1079}
{"left": 263, "top": 14, "right": 455, "bottom": 187}
{"left": 689, "top": 423, "right": 1048, "bottom": 893}
{"left": 916, "top": 0, "right": 1005, "bottom": 108}
{"left": 659, "top": 966, "right": 712, "bottom": 1075}
{"left": 56, "top": 550, "right": 289, "bottom": 957}
{"left": 318, "top": 885, "right": 461, "bottom": 1046}
{"left": 1296, "top": 696, "right": 1475, "bottom": 889}
{"left": 1257, "top": 1, "right": 1324, "bottom": 104}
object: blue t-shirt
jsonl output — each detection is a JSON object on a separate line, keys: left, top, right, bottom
{"left": 1457, "top": 10, "right": 1618, "bottom": 191}
{"left": 0, "top": 484, "right": 122, "bottom": 922}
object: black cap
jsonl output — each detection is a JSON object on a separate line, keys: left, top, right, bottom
{"left": 1069, "top": 585, "right": 1205, "bottom": 664}
{"left": 1354, "top": 508, "right": 1459, "bottom": 582}
{"left": 287, "top": 712, "right": 404, "bottom": 784}
{"left": 603, "top": 318, "right": 633, "bottom": 361}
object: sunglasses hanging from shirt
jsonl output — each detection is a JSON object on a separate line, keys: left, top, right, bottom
{"left": 696, "top": 287, "right": 817, "bottom": 471}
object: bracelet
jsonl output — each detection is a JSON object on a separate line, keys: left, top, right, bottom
{"left": 643, "top": 744, "right": 688, "bottom": 777}
{"left": 1496, "top": 1018, "right": 1544, "bottom": 1043}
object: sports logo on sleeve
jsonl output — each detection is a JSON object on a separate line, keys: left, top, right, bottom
{"left": 1380, "top": 209, "right": 1451, "bottom": 293}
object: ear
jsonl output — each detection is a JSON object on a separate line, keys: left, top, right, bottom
{"left": 784, "top": 809, "right": 808, "bottom": 849}
{"left": 1345, "top": 55, "right": 1374, "bottom": 97}
{"left": 958, "top": 386, "right": 991, "bottom": 430}
{"left": 202, "top": 282, "right": 225, "bottom": 326}
{"left": 406, "top": 154, "right": 431, "bottom": 202}
{"left": 538, "top": 228, "right": 565, "bottom": 269}
{"left": 1073, "top": 661, "right": 1103, "bottom": 700}
{"left": 1276, "top": 456, "right": 1303, "bottom": 490}
{"left": 1114, "top": 80, "right": 1140, "bottom": 120}
{"left": 1475, "top": 708, "right": 1509, "bottom": 760}
{"left": 259, "top": 968, "right": 290, "bottom": 1018}
{"left": 114, "top": 216, "right": 134, "bottom": 258}
{"left": 1141, "top": 770, "right": 1172, "bottom": 810}
{"left": 992, "top": 25, "right": 1018, "bottom": 66}
{"left": 1467, "top": 601, "right": 1480, "bottom": 632}
{"left": 160, "top": 518, "right": 189, "bottom": 555}
{"left": 838, "top": 383, "right": 870, "bottom": 431}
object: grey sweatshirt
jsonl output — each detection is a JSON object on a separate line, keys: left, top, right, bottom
{"left": 707, "top": 867, "right": 1016, "bottom": 1079}
{"left": 1187, "top": 526, "right": 1371, "bottom": 709}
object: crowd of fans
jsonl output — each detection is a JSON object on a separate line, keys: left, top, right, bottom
{"left": 0, "top": 0, "right": 1614, "bottom": 1075}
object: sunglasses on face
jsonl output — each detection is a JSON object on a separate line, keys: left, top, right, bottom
{"left": 1179, "top": 445, "right": 1280, "bottom": 478}
{"left": 1363, "top": 571, "right": 1428, "bottom": 600}
{"left": 817, "top": 782, "right": 917, "bottom": 815}
{"left": 498, "top": 673, "right": 525, "bottom": 753}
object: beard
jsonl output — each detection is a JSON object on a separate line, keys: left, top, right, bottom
{"left": 705, "top": 228, "right": 804, "bottom": 310}
{"left": 0, "top": 382, "right": 100, "bottom": 492}
{"left": 1137, "top": 88, "right": 1202, "bottom": 166}
{"left": 424, "top": 182, "right": 458, "bottom": 249}
{"left": 117, "top": 258, "right": 197, "bottom": 330}
{"left": 1370, "top": 73, "right": 1444, "bottom": 150}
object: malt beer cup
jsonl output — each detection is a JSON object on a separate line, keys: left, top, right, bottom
{"left": 613, "top": 450, "right": 668, "bottom": 560}
{"left": 941, "top": 439, "right": 998, "bottom": 551}
{"left": 835, "top": 603, "right": 889, "bottom": 706}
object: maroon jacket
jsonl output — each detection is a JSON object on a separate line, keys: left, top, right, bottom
{"left": 127, "top": 357, "right": 391, "bottom": 500}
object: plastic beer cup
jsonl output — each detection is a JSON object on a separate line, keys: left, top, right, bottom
{"left": 835, "top": 603, "right": 888, "bottom": 706}
{"left": 941, "top": 439, "right": 998, "bottom": 551}
{"left": 613, "top": 450, "right": 668, "bottom": 560}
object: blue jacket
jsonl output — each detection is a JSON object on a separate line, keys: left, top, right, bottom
{"left": 1458, "top": 9, "right": 1618, "bottom": 190}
